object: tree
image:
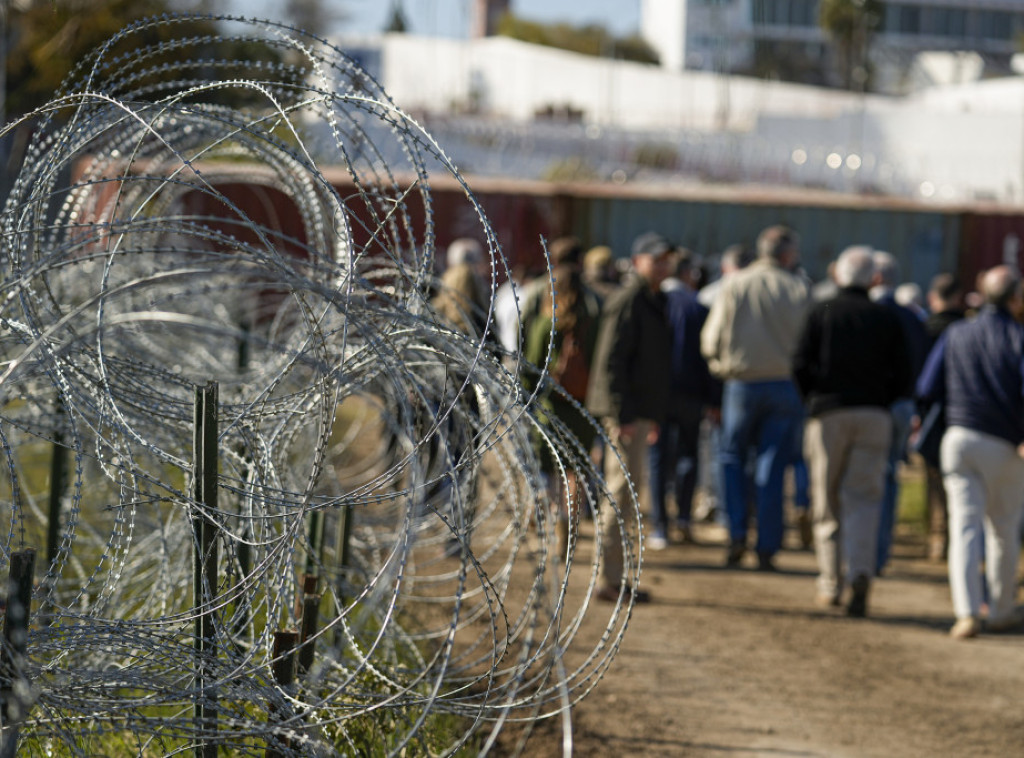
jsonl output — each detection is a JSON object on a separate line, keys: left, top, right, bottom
{"left": 283, "top": 0, "right": 347, "bottom": 37}
{"left": 3, "top": 0, "right": 297, "bottom": 119}
{"left": 496, "top": 14, "right": 658, "bottom": 65}
{"left": 819, "top": 0, "right": 883, "bottom": 90}
{"left": 5, "top": 0, "right": 221, "bottom": 117}
{"left": 384, "top": 0, "right": 408, "bottom": 33}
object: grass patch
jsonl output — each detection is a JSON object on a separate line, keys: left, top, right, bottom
{"left": 897, "top": 459, "right": 927, "bottom": 536}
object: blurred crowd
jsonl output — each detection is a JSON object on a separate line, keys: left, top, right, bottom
{"left": 431, "top": 227, "right": 1024, "bottom": 640}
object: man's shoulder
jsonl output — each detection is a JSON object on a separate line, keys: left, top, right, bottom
{"left": 594, "top": 283, "right": 635, "bottom": 328}
{"left": 666, "top": 285, "right": 701, "bottom": 306}
{"left": 519, "top": 276, "right": 547, "bottom": 312}
{"left": 605, "top": 278, "right": 642, "bottom": 306}
{"left": 732, "top": 261, "right": 808, "bottom": 292}
{"left": 955, "top": 308, "right": 1024, "bottom": 340}
{"left": 816, "top": 290, "right": 889, "bottom": 319}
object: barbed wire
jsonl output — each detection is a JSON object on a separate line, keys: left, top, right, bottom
{"left": 0, "top": 14, "right": 644, "bottom": 756}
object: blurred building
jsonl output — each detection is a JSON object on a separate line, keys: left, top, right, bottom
{"left": 472, "top": 0, "right": 512, "bottom": 39}
{"left": 641, "top": 0, "right": 1024, "bottom": 91}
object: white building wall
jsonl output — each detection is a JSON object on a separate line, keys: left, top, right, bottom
{"left": 341, "top": 33, "right": 1024, "bottom": 202}
{"left": 755, "top": 96, "right": 1024, "bottom": 201}
{"left": 641, "top": 0, "right": 687, "bottom": 71}
{"left": 684, "top": 0, "right": 754, "bottom": 71}
{"left": 373, "top": 33, "right": 862, "bottom": 130}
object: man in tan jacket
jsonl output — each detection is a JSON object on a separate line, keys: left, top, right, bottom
{"left": 700, "top": 225, "right": 812, "bottom": 570}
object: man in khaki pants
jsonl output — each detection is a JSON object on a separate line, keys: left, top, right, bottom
{"left": 586, "top": 232, "right": 673, "bottom": 603}
{"left": 792, "top": 246, "right": 910, "bottom": 617}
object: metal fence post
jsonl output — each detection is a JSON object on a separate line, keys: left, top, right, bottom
{"left": 194, "top": 383, "right": 220, "bottom": 758}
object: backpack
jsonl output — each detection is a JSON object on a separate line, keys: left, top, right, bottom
{"left": 551, "top": 326, "right": 590, "bottom": 401}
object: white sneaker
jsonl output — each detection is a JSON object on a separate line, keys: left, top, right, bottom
{"left": 950, "top": 617, "right": 982, "bottom": 640}
{"left": 647, "top": 534, "right": 669, "bottom": 551}
{"left": 693, "top": 493, "right": 718, "bottom": 523}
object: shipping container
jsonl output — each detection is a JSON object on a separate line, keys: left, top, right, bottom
{"left": 178, "top": 166, "right": 1024, "bottom": 294}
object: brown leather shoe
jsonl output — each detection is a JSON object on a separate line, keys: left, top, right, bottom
{"left": 815, "top": 593, "right": 841, "bottom": 609}
{"left": 594, "top": 584, "right": 651, "bottom": 604}
{"left": 797, "top": 510, "right": 813, "bottom": 550}
{"left": 950, "top": 617, "right": 982, "bottom": 640}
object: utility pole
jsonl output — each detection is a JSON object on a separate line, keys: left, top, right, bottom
{"left": 0, "top": 0, "right": 10, "bottom": 205}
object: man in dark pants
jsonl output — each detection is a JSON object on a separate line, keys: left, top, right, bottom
{"left": 648, "top": 250, "right": 720, "bottom": 549}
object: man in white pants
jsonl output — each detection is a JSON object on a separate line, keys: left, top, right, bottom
{"left": 916, "top": 265, "right": 1024, "bottom": 639}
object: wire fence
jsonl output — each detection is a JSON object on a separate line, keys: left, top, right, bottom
{"left": 0, "top": 15, "right": 643, "bottom": 756}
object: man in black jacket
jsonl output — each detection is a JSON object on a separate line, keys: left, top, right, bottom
{"left": 586, "top": 231, "right": 674, "bottom": 603}
{"left": 793, "top": 246, "right": 911, "bottom": 617}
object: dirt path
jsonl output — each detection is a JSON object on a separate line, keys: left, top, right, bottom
{"left": 504, "top": 483, "right": 1024, "bottom": 757}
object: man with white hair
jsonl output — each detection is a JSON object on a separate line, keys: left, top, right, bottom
{"left": 445, "top": 237, "right": 484, "bottom": 270}
{"left": 916, "top": 265, "right": 1024, "bottom": 639}
{"left": 793, "top": 246, "right": 911, "bottom": 616}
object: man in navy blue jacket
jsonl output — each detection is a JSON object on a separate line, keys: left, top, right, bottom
{"left": 916, "top": 265, "right": 1024, "bottom": 640}
{"left": 647, "top": 251, "right": 721, "bottom": 549}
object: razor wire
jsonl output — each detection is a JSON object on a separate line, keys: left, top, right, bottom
{"left": 0, "top": 14, "right": 645, "bottom": 756}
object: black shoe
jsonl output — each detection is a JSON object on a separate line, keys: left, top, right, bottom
{"left": 627, "top": 586, "right": 652, "bottom": 604}
{"left": 847, "top": 574, "right": 870, "bottom": 618}
{"left": 757, "top": 552, "right": 777, "bottom": 572}
{"left": 726, "top": 541, "right": 746, "bottom": 568}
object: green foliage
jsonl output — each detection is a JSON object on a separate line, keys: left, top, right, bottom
{"left": 497, "top": 14, "right": 658, "bottom": 65}
{"left": 897, "top": 463, "right": 927, "bottom": 535}
{"left": 542, "top": 156, "right": 598, "bottom": 183}
{"left": 3, "top": 0, "right": 295, "bottom": 118}
{"left": 631, "top": 142, "right": 679, "bottom": 171}
{"left": 818, "top": 0, "right": 883, "bottom": 40}
{"left": 284, "top": 0, "right": 348, "bottom": 37}
{"left": 6, "top": 0, "right": 207, "bottom": 116}
{"left": 384, "top": 0, "right": 409, "bottom": 33}
{"left": 818, "top": 0, "right": 883, "bottom": 90}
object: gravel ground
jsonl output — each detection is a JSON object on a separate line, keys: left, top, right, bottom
{"left": 501, "top": 474, "right": 1024, "bottom": 757}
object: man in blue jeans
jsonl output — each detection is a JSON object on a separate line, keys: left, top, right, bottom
{"left": 700, "top": 225, "right": 812, "bottom": 570}
{"left": 870, "top": 251, "right": 928, "bottom": 575}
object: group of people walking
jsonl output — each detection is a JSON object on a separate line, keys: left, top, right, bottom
{"left": 478, "top": 225, "right": 1024, "bottom": 639}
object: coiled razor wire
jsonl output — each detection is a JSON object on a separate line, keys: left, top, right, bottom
{"left": 0, "top": 15, "right": 645, "bottom": 756}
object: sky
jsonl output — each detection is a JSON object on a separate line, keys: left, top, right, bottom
{"left": 242, "top": 0, "right": 642, "bottom": 39}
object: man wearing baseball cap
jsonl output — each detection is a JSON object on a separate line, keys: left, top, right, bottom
{"left": 586, "top": 231, "right": 674, "bottom": 602}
